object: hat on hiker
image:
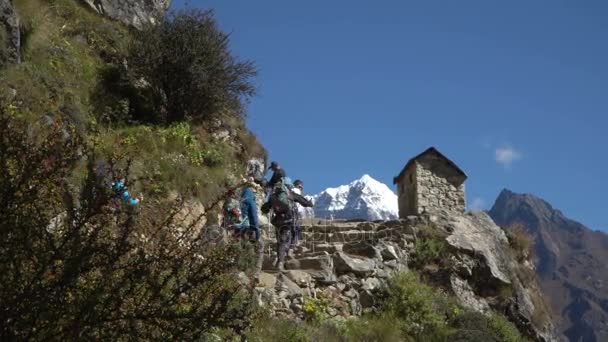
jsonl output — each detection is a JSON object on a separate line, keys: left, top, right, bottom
{"left": 269, "top": 161, "right": 279, "bottom": 170}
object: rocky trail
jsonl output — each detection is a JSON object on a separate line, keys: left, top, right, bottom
{"left": 245, "top": 212, "right": 558, "bottom": 341}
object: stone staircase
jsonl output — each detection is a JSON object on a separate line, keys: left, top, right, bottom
{"left": 252, "top": 218, "right": 419, "bottom": 318}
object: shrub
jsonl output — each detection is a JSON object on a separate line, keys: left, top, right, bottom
{"left": 411, "top": 224, "right": 451, "bottom": 269}
{"left": 128, "top": 8, "right": 257, "bottom": 124}
{"left": 302, "top": 295, "right": 331, "bottom": 324}
{"left": 504, "top": 223, "right": 532, "bottom": 262}
{"left": 448, "top": 311, "right": 528, "bottom": 342}
{"left": 488, "top": 313, "right": 529, "bottom": 342}
{"left": 246, "top": 316, "right": 310, "bottom": 342}
{"left": 0, "top": 106, "right": 254, "bottom": 339}
{"left": 381, "top": 272, "right": 456, "bottom": 339}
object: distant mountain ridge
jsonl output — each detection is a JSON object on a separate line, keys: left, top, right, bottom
{"left": 310, "top": 175, "right": 398, "bottom": 221}
{"left": 489, "top": 189, "right": 608, "bottom": 342}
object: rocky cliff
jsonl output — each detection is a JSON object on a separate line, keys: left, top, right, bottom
{"left": 253, "top": 210, "right": 557, "bottom": 341}
{"left": 489, "top": 189, "right": 608, "bottom": 342}
{"left": 82, "top": 0, "right": 171, "bottom": 29}
{"left": 0, "top": 0, "right": 20, "bottom": 65}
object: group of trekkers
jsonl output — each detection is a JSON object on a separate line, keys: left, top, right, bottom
{"left": 221, "top": 161, "right": 313, "bottom": 272}
{"left": 106, "top": 159, "right": 311, "bottom": 273}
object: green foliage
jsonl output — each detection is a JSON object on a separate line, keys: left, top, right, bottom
{"left": 3, "top": 0, "right": 129, "bottom": 125}
{"left": 128, "top": 8, "right": 257, "bottom": 124}
{"left": 302, "top": 295, "right": 331, "bottom": 324}
{"left": 0, "top": 107, "right": 254, "bottom": 339}
{"left": 93, "top": 122, "right": 236, "bottom": 199}
{"left": 449, "top": 311, "right": 528, "bottom": 342}
{"left": 411, "top": 224, "right": 451, "bottom": 269}
{"left": 382, "top": 272, "right": 459, "bottom": 339}
{"left": 488, "top": 313, "right": 529, "bottom": 342}
{"left": 246, "top": 316, "right": 310, "bottom": 342}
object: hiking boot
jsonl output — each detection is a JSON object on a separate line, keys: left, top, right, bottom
{"left": 276, "top": 262, "right": 285, "bottom": 272}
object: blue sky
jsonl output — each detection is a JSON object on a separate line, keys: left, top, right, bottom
{"left": 173, "top": 0, "right": 608, "bottom": 232}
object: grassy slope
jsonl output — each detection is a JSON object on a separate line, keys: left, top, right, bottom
{"left": 3, "top": 0, "right": 266, "bottom": 207}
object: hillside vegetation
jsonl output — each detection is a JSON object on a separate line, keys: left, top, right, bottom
{"left": 0, "top": 1, "right": 547, "bottom": 341}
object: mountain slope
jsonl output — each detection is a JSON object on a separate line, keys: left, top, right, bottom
{"left": 311, "top": 174, "right": 398, "bottom": 220}
{"left": 489, "top": 189, "right": 608, "bottom": 342}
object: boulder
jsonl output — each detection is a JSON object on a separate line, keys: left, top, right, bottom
{"left": 361, "top": 277, "right": 382, "bottom": 292}
{"left": 441, "top": 211, "right": 512, "bottom": 284}
{"left": 284, "top": 270, "right": 312, "bottom": 287}
{"left": 333, "top": 252, "right": 376, "bottom": 276}
{"left": 380, "top": 244, "right": 400, "bottom": 261}
{"left": 82, "top": 0, "right": 171, "bottom": 29}
{"left": 0, "top": 0, "right": 20, "bottom": 65}
{"left": 450, "top": 275, "right": 490, "bottom": 313}
{"left": 255, "top": 272, "right": 277, "bottom": 290}
{"left": 277, "top": 274, "right": 303, "bottom": 298}
{"left": 343, "top": 241, "right": 382, "bottom": 260}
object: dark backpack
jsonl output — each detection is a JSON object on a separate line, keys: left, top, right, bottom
{"left": 269, "top": 181, "right": 293, "bottom": 217}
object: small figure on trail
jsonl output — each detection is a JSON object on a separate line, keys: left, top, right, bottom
{"left": 261, "top": 178, "right": 294, "bottom": 272}
{"left": 239, "top": 179, "right": 260, "bottom": 241}
{"left": 239, "top": 178, "right": 264, "bottom": 272}
{"left": 111, "top": 178, "right": 142, "bottom": 206}
{"left": 267, "top": 161, "right": 286, "bottom": 189}
{"left": 290, "top": 179, "right": 311, "bottom": 247}
{"left": 246, "top": 159, "right": 266, "bottom": 187}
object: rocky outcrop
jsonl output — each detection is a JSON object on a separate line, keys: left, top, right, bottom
{"left": 82, "top": 0, "right": 171, "bottom": 29}
{"left": 0, "top": 0, "right": 20, "bottom": 65}
{"left": 254, "top": 213, "right": 558, "bottom": 341}
{"left": 489, "top": 189, "right": 608, "bottom": 342}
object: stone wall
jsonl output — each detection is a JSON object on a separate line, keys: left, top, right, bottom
{"left": 252, "top": 212, "right": 557, "bottom": 341}
{"left": 415, "top": 157, "right": 466, "bottom": 214}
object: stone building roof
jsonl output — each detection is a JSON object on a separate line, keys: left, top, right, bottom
{"left": 393, "top": 147, "right": 467, "bottom": 184}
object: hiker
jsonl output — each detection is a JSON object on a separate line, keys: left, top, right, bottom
{"left": 240, "top": 180, "right": 260, "bottom": 241}
{"left": 290, "top": 179, "right": 305, "bottom": 247}
{"left": 267, "top": 161, "right": 286, "bottom": 189}
{"left": 261, "top": 178, "right": 296, "bottom": 272}
{"left": 239, "top": 179, "right": 264, "bottom": 271}
{"left": 246, "top": 159, "right": 266, "bottom": 187}
{"left": 111, "top": 178, "right": 142, "bottom": 206}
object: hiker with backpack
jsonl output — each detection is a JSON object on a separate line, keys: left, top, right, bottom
{"left": 240, "top": 179, "right": 265, "bottom": 272}
{"left": 261, "top": 178, "right": 293, "bottom": 272}
{"left": 290, "top": 179, "right": 311, "bottom": 247}
{"left": 240, "top": 180, "right": 261, "bottom": 241}
{"left": 111, "top": 178, "right": 142, "bottom": 206}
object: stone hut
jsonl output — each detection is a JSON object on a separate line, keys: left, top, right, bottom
{"left": 393, "top": 147, "right": 467, "bottom": 218}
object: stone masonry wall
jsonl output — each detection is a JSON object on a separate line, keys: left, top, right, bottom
{"left": 415, "top": 160, "right": 465, "bottom": 214}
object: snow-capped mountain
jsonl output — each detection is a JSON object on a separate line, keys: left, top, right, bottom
{"left": 308, "top": 174, "right": 398, "bottom": 221}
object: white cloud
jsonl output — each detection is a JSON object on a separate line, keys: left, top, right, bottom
{"left": 469, "top": 197, "right": 486, "bottom": 211}
{"left": 495, "top": 146, "right": 522, "bottom": 167}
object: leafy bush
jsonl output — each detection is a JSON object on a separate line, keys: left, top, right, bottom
{"left": 411, "top": 224, "right": 451, "bottom": 269}
{"left": 0, "top": 107, "right": 254, "bottom": 339}
{"left": 246, "top": 316, "right": 310, "bottom": 342}
{"left": 128, "top": 8, "right": 257, "bottom": 124}
{"left": 381, "top": 272, "right": 458, "bottom": 339}
{"left": 302, "top": 295, "right": 331, "bottom": 324}
{"left": 488, "top": 313, "right": 529, "bottom": 342}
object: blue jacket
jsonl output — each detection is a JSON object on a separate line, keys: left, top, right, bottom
{"left": 240, "top": 187, "right": 259, "bottom": 229}
{"left": 111, "top": 180, "right": 139, "bottom": 206}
